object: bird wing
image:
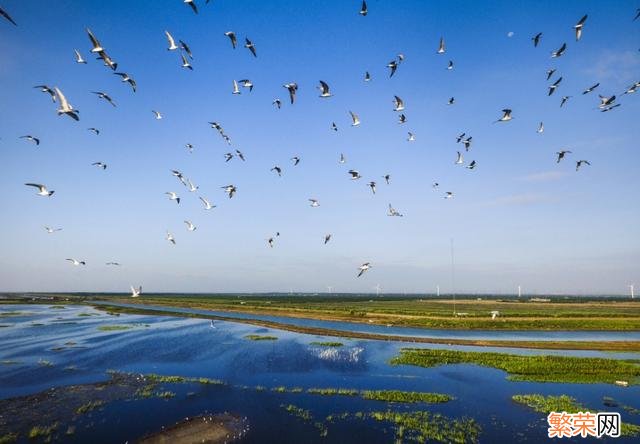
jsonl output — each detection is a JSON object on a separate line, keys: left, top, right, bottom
{"left": 165, "top": 30, "right": 176, "bottom": 48}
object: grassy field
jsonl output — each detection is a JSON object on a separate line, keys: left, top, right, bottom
{"left": 87, "top": 294, "right": 640, "bottom": 331}
{"left": 391, "top": 348, "right": 640, "bottom": 384}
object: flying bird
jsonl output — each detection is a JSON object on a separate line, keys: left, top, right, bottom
{"left": 546, "top": 68, "right": 556, "bottom": 81}
{"left": 165, "top": 31, "right": 178, "bottom": 50}
{"left": 20, "top": 135, "right": 40, "bottom": 145}
{"left": 393, "top": 95, "right": 404, "bottom": 111}
{"left": 244, "top": 38, "right": 257, "bottom": 57}
{"left": 548, "top": 77, "right": 563, "bottom": 96}
{"left": 560, "top": 96, "right": 571, "bottom": 107}
{"left": 185, "top": 143, "right": 194, "bottom": 153}
{"left": 551, "top": 43, "right": 567, "bottom": 58}
{"left": 106, "top": 262, "right": 121, "bottom": 266}
{"left": 494, "top": 108, "right": 513, "bottom": 123}
{"left": 318, "top": 80, "right": 332, "bottom": 98}
{"left": 574, "top": 15, "right": 588, "bottom": 41}
{"left": 184, "top": 220, "right": 197, "bottom": 231}
{"left": 55, "top": 87, "right": 79, "bottom": 120}
{"left": 199, "top": 196, "right": 216, "bottom": 210}
{"left": 114, "top": 72, "right": 137, "bottom": 92}
{"left": 455, "top": 151, "right": 464, "bottom": 165}
{"left": 576, "top": 160, "right": 591, "bottom": 171}
{"left": 437, "top": 37, "right": 446, "bottom": 54}
{"left": 582, "top": 83, "right": 599, "bottom": 94}
{"left": 382, "top": 174, "right": 391, "bottom": 185}
{"left": 398, "top": 114, "right": 407, "bottom": 124}
{"left": 166, "top": 231, "right": 176, "bottom": 245}
{"left": 447, "top": 60, "right": 454, "bottom": 70}
{"left": 165, "top": 191, "right": 180, "bottom": 204}
{"left": 331, "top": 122, "right": 338, "bottom": 131}
{"left": 291, "top": 156, "right": 301, "bottom": 166}
{"left": 44, "top": 227, "right": 62, "bottom": 234}
{"left": 407, "top": 132, "right": 415, "bottom": 141}
{"left": 359, "top": 0, "right": 367, "bottom": 16}
{"left": 466, "top": 160, "right": 477, "bottom": 170}
{"left": 447, "top": 97, "right": 455, "bottom": 105}
{"left": 339, "top": 153, "right": 346, "bottom": 164}
{"left": 462, "top": 137, "right": 473, "bottom": 151}
{"left": 444, "top": 191, "right": 454, "bottom": 199}
{"left": 232, "top": 79, "right": 241, "bottom": 95}
{"left": 0, "top": 6, "right": 17, "bottom": 25}
{"left": 388, "top": 204, "right": 403, "bottom": 217}
{"left": 91, "top": 162, "right": 107, "bottom": 170}
{"left": 74, "top": 49, "right": 86, "bottom": 64}
{"left": 283, "top": 83, "right": 298, "bottom": 104}
{"left": 598, "top": 95, "right": 616, "bottom": 109}
{"left": 238, "top": 79, "right": 253, "bottom": 91}
{"left": 180, "top": 40, "right": 193, "bottom": 59}
{"left": 131, "top": 286, "right": 142, "bottom": 297}
{"left": 348, "top": 169, "right": 362, "bottom": 180}
{"left": 271, "top": 166, "right": 282, "bottom": 177}
{"left": 34, "top": 85, "right": 56, "bottom": 102}
{"left": 25, "top": 183, "right": 54, "bottom": 197}
{"left": 368, "top": 181, "right": 376, "bottom": 194}
{"left": 88, "top": 127, "right": 100, "bottom": 135}
{"left": 537, "top": 122, "right": 544, "bottom": 133}
{"left": 92, "top": 91, "right": 116, "bottom": 107}
{"left": 309, "top": 198, "right": 320, "bottom": 207}
{"left": 364, "top": 71, "right": 371, "bottom": 82}
{"left": 387, "top": 60, "right": 398, "bottom": 77}
{"left": 532, "top": 32, "right": 542, "bottom": 47}
{"left": 273, "top": 99, "right": 282, "bottom": 109}
{"left": 171, "top": 170, "right": 186, "bottom": 185}
{"left": 349, "top": 111, "right": 361, "bottom": 126}
{"left": 152, "top": 110, "right": 162, "bottom": 119}
{"left": 235, "top": 149, "right": 245, "bottom": 161}
{"left": 357, "top": 262, "right": 371, "bottom": 277}
{"left": 181, "top": 54, "right": 193, "bottom": 70}
{"left": 456, "top": 132, "right": 466, "bottom": 143}
{"left": 224, "top": 31, "right": 237, "bottom": 48}
{"left": 222, "top": 185, "right": 237, "bottom": 198}
{"left": 184, "top": 0, "right": 198, "bottom": 14}
{"left": 556, "top": 150, "right": 572, "bottom": 163}
{"left": 86, "top": 28, "right": 104, "bottom": 53}
{"left": 188, "top": 179, "right": 198, "bottom": 192}
{"left": 66, "top": 259, "right": 86, "bottom": 266}
{"left": 324, "top": 234, "right": 332, "bottom": 244}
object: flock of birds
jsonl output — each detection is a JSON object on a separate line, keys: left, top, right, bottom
{"left": 3, "top": 2, "right": 640, "bottom": 293}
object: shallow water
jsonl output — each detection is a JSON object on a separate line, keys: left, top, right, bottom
{"left": 1, "top": 304, "right": 639, "bottom": 443}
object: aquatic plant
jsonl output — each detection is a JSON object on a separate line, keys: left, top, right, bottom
{"left": 512, "top": 394, "right": 640, "bottom": 437}
{"left": 97, "top": 325, "right": 132, "bottom": 331}
{"left": 368, "top": 411, "right": 480, "bottom": 443}
{"left": 391, "top": 348, "right": 640, "bottom": 384}
{"left": 272, "top": 386, "right": 287, "bottom": 393}
{"left": 310, "top": 341, "right": 344, "bottom": 347}
{"left": 76, "top": 400, "right": 105, "bottom": 414}
{"left": 0, "top": 433, "right": 18, "bottom": 444}
{"left": 156, "top": 391, "right": 176, "bottom": 399}
{"left": 244, "top": 334, "right": 278, "bottom": 341}
{"left": 28, "top": 423, "right": 58, "bottom": 439}
{"left": 281, "top": 404, "right": 311, "bottom": 421}
{"left": 361, "top": 390, "right": 452, "bottom": 403}
{"left": 307, "top": 388, "right": 358, "bottom": 396}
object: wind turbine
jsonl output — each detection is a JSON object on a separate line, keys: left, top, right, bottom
{"left": 630, "top": 284, "right": 635, "bottom": 300}
{"left": 374, "top": 283, "right": 381, "bottom": 297}
{"left": 517, "top": 285, "right": 522, "bottom": 298}
{"left": 327, "top": 285, "right": 333, "bottom": 295}
{"left": 436, "top": 285, "right": 440, "bottom": 297}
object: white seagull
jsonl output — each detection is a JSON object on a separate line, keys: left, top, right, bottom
{"left": 184, "top": 220, "right": 197, "bottom": 231}
{"left": 25, "top": 183, "right": 54, "bottom": 197}
{"left": 131, "top": 286, "right": 142, "bottom": 297}
{"left": 66, "top": 258, "right": 86, "bottom": 266}
{"left": 318, "top": 80, "right": 332, "bottom": 98}
{"left": 494, "top": 108, "right": 513, "bottom": 123}
{"left": 166, "top": 231, "right": 176, "bottom": 245}
{"left": 388, "top": 204, "right": 403, "bottom": 217}
{"left": 165, "top": 31, "right": 178, "bottom": 50}
{"left": 309, "top": 198, "right": 320, "bottom": 207}
{"left": 74, "top": 49, "right": 86, "bottom": 64}
{"left": 349, "top": 111, "right": 360, "bottom": 126}
{"left": 44, "top": 227, "right": 62, "bottom": 234}
{"left": 165, "top": 191, "right": 180, "bottom": 204}
{"left": 393, "top": 95, "right": 405, "bottom": 111}
{"left": 357, "top": 262, "right": 371, "bottom": 277}
{"left": 55, "top": 87, "right": 79, "bottom": 121}
{"left": 199, "top": 196, "right": 216, "bottom": 210}
{"left": 437, "top": 37, "right": 446, "bottom": 54}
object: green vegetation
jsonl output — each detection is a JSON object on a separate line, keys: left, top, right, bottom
{"left": 1, "top": 360, "right": 21, "bottom": 365}
{"left": 282, "top": 404, "right": 311, "bottom": 421}
{"left": 391, "top": 348, "right": 640, "bottom": 384}
{"left": 49, "top": 306, "right": 66, "bottom": 310}
{"left": 0, "top": 433, "right": 18, "bottom": 444}
{"left": 513, "top": 394, "right": 640, "bottom": 437}
{"left": 28, "top": 423, "right": 58, "bottom": 440}
{"left": 307, "top": 387, "right": 358, "bottom": 396}
{"left": 97, "top": 294, "right": 640, "bottom": 331}
{"left": 310, "top": 341, "right": 344, "bottom": 347}
{"left": 0, "top": 312, "right": 24, "bottom": 317}
{"left": 272, "top": 386, "right": 287, "bottom": 393}
{"left": 244, "top": 334, "right": 278, "bottom": 341}
{"left": 369, "top": 411, "right": 480, "bottom": 443}
{"left": 97, "top": 325, "right": 133, "bottom": 331}
{"left": 156, "top": 391, "right": 176, "bottom": 399}
{"left": 362, "top": 390, "right": 452, "bottom": 404}
{"left": 75, "top": 400, "right": 105, "bottom": 414}
{"left": 37, "top": 359, "right": 53, "bottom": 367}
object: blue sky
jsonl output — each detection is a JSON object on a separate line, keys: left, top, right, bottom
{"left": 0, "top": 0, "right": 638, "bottom": 294}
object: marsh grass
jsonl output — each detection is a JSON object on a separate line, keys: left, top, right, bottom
{"left": 310, "top": 341, "right": 344, "bottom": 347}
{"left": 369, "top": 411, "right": 480, "bottom": 444}
{"left": 97, "top": 325, "right": 132, "bottom": 331}
{"left": 0, "top": 433, "right": 18, "bottom": 444}
{"left": 391, "top": 349, "right": 640, "bottom": 384}
{"left": 307, "top": 388, "right": 358, "bottom": 396}
{"left": 244, "top": 334, "right": 278, "bottom": 341}
{"left": 28, "top": 423, "right": 58, "bottom": 439}
{"left": 38, "top": 359, "right": 53, "bottom": 367}
{"left": 513, "top": 394, "right": 640, "bottom": 437}
{"left": 362, "top": 390, "right": 452, "bottom": 403}
{"left": 75, "top": 400, "right": 104, "bottom": 414}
